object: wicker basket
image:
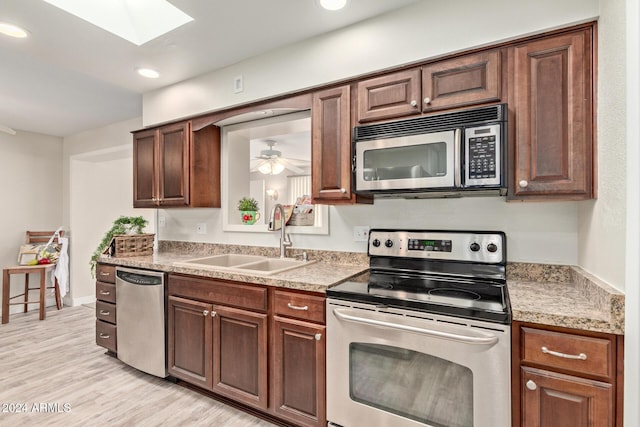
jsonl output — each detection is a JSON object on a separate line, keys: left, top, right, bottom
{"left": 105, "top": 233, "right": 155, "bottom": 258}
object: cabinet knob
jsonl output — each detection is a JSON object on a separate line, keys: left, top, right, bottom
{"left": 410, "top": 100, "right": 418, "bottom": 107}
{"left": 203, "top": 310, "right": 209, "bottom": 316}
{"left": 423, "top": 97, "right": 431, "bottom": 105}
{"left": 519, "top": 180, "right": 529, "bottom": 188}
{"left": 340, "top": 188, "right": 347, "bottom": 193}
{"left": 314, "top": 333, "right": 322, "bottom": 341}
{"left": 211, "top": 311, "right": 216, "bottom": 317}
{"left": 526, "top": 380, "right": 537, "bottom": 391}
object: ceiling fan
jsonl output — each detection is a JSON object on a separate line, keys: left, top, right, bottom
{"left": 250, "top": 139, "right": 309, "bottom": 175}
{"left": 0, "top": 124, "right": 16, "bottom": 135}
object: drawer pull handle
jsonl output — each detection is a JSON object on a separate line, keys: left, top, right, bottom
{"left": 99, "top": 291, "right": 111, "bottom": 295}
{"left": 99, "top": 272, "right": 110, "bottom": 276}
{"left": 99, "top": 310, "right": 110, "bottom": 315}
{"left": 526, "top": 380, "right": 537, "bottom": 391}
{"left": 99, "top": 333, "right": 110, "bottom": 339}
{"left": 541, "top": 346, "right": 587, "bottom": 360}
{"left": 287, "top": 303, "right": 309, "bottom": 311}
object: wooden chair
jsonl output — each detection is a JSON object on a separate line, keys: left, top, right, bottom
{"left": 1, "top": 231, "right": 64, "bottom": 324}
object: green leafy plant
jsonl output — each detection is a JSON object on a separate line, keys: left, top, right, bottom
{"left": 90, "top": 216, "right": 148, "bottom": 277}
{"left": 237, "top": 197, "right": 259, "bottom": 211}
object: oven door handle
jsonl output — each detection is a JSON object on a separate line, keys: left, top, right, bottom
{"left": 333, "top": 308, "right": 499, "bottom": 346}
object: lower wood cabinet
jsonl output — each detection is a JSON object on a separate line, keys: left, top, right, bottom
{"left": 95, "top": 263, "right": 117, "bottom": 353}
{"left": 272, "top": 316, "right": 326, "bottom": 427}
{"left": 167, "top": 274, "right": 326, "bottom": 426}
{"left": 512, "top": 321, "right": 623, "bottom": 427}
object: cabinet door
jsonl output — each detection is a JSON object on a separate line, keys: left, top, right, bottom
{"left": 133, "top": 128, "right": 157, "bottom": 208}
{"left": 356, "top": 69, "right": 421, "bottom": 122}
{"left": 521, "top": 367, "right": 613, "bottom": 427}
{"left": 158, "top": 122, "right": 190, "bottom": 206}
{"left": 311, "top": 85, "right": 354, "bottom": 203}
{"left": 168, "top": 296, "right": 213, "bottom": 390}
{"left": 510, "top": 28, "right": 594, "bottom": 199}
{"left": 212, "top": 305, "right": 268, "bottom": 410}
{"left": 272, "top": 316, "right": 326, "bottom": 427}
{"left": 422, "top": 50, "right": 501, "bottom": 112}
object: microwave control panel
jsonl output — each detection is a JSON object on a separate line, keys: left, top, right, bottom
{"left": 464, "top": 123, "right": 502, "bottom": 187}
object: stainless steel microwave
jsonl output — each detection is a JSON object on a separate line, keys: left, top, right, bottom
{"left": 353, "top": 103, "right": 507, "bottom": 198}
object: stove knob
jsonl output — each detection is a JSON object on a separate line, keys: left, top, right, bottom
{"left": 384, "top": 239, "right": 394, "bottom": 248}
{"left": 372, "top": 238, "right": 381, "bottom": 247}
{"left": 487, "top": 243, "right": 498, "bottom": 253}
{"left": 470, "top": 242, "right": 480, "bottom": 252}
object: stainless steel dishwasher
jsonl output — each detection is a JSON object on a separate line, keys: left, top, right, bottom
{"left": 115, "top": 266, "right": 167, "bottom": 378}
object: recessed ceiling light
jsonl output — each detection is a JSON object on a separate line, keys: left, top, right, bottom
{"left": 42, "top": 0, "right": 193, "bottom": 46}
{"left": 0, "top": 22, "right": 28, "bottom": 38}
{"left": 319, "top": 0, "right": 347, "bottom": 11}
{"left": 137, "top": 68, "right": 160, "bottom": 79}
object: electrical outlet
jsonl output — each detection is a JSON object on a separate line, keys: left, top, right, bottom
{"left": 158, "top": 216, "right": 166, "bottom": 228}
{"left": 196, "top": 223, "right": 207, "bottom": 234}
{"left": 353, "top": 226, "right": 370, "bottom": 242}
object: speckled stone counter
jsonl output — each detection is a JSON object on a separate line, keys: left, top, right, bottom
{"left": 98, "top": 241, "right": 369, "bottom": 293}
{"left": 98, "top": 242, "right": 624, "bottom": 334}
{"left": 507, "top": 263, "right": 624, "bottom": 335}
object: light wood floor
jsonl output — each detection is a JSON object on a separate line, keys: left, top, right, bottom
{"left": 0, "top": 305, "right": 278, "bottom": 427}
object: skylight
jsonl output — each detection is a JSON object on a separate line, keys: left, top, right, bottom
{"left": 42, "top": 0, "right": 194, "bottom": 46}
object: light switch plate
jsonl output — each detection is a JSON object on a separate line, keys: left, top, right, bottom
{"left": 353, "top": 226, "right": 370, "bottom": 242}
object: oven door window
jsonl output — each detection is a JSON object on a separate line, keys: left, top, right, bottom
{"left": 349, "top": 343, "right": 473, "bottom": 427}
{"left": 355, "top": 130, "right": 457, "bottom": 191}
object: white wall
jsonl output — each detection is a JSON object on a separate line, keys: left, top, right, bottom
{"left": 63, "top": 118, "right": 154, "bottom": 306}
{"left": 0, "top": 131, "right": 63, "bottom": 314}
{"left": 624, "top": 0, "right": 640, "bottom": 424}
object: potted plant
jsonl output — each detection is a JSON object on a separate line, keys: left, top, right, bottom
{"left": 237, "top": 197, "right": 260, "bottom": 225}
{"left": 90, "top": 216, "right": 149, "bottom": 277}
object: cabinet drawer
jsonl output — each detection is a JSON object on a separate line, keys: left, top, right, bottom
{"left": 521, "top": 327, "right": 614, "bottom": 379}
{"left": 169, "top": 274, "right": 267, "bottom": 312}
{"left": 274, "top": 290, "right": 325, "bottom": 323}
{"left": 96, "top": 264, "right": 116, "bottom": 283}
{"left": 96, "top": 300, "right": 116, "bottom": 324}
{"left": 96, "top": 320, "right": 117, "bottom": 352}
{"left": 96, "top": 282, "right": 116, "bottom": 304}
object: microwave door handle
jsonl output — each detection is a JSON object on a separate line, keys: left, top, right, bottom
{"left": 454, "top": 128, "right": 462, "bottom": 188}
{"left": 333, "top": 308, "right": 498, "bottom": 346}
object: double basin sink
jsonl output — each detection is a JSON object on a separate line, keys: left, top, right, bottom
{"left": 173, "top": 254, "right": 316, "bottom": 276}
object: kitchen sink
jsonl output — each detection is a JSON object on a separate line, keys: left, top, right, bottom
{"left": 173, "top": 254, "right": 316, "bottom": 275}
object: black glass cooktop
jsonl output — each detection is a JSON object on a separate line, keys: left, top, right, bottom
{"left": 327, "top": 271, "right": 511, "bottom": 324}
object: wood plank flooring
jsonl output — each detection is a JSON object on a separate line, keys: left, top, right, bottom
{"left": 0, "top": 305, "right": 278, "bottom": 427}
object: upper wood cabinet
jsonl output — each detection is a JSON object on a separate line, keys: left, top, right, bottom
{"left": 133, "top": 121, "right": 221, "bottom": 208}
{"left": 508, "top": 26, "right": 594, "bottom": 200}
{"left": 422, "top": 50, "right": 502, "bottom": 113}
{"left": 356, "top": 50, "right": 503, "bottom": 123}
{"left": 311, "top": 85, "right": 356, "bottom": 204}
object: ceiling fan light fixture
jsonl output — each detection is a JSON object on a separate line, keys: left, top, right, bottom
{"left": 319, "top": 0, "right": 347, "bottom": 11}
{"left": 258, "top": 161, "right": 285, "bottom": 175}
{"left": 0, "top": 22, "right": 29, "bottom": 38}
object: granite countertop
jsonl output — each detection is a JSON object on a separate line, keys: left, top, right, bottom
{"left": 507, "top": 263, "right": 624, "bottom": 335}
{"left": 99, "top": 241, "right": 625, "bottom": 335}
{"left": 98, "top": 242, "right": 369, "bottom": 293}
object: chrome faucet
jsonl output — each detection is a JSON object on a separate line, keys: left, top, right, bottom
{"left": 268, "top": 204, "right": 292, "bottom": 258}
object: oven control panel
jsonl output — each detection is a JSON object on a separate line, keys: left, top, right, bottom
{"left": 368, "top": 230, "right": 505, "bottom": 264}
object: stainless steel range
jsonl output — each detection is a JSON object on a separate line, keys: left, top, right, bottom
{"left": 326, "top": 230, "right": 511, "bottom": 427}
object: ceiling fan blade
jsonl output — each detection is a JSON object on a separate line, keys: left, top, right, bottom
{"left": 0, "top": 124, "right": 16, "bottom": 135}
